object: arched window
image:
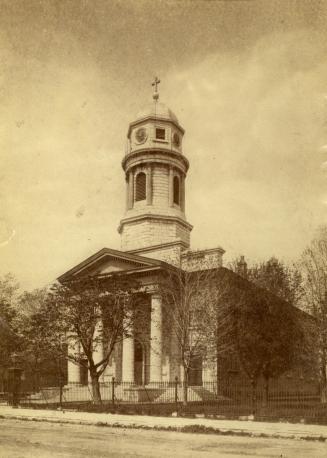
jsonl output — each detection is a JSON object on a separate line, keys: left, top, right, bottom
{"left": 173, "top": 176, "right": 180, "bottom": 205}
{"left": 135, "top": 172, "right": 146, "bottom": 201}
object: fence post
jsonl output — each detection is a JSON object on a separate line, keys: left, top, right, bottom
{"left": 174, "top": 376, "right": 178, "bottom": 411}
{"left": 59, "top": 373, "right": 63, "bottom": 409}
{"left": 111, "top": 377, "right": 115, "bottom": 406}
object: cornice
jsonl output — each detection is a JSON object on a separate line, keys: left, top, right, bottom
{"left": 127, "top": 116, "right": 185, "bottom": 138}
{"left": 122, "top": 149, "right": 189, "bottom": 174}
{"left": 127, "top": 240, "right": 189, "bottom": 255}
{"left": 118, "top": 213, "right": 193, "bottom": 234}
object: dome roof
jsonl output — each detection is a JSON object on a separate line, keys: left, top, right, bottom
{"left": 135, "top": 101, "right": 179, "bottom": 125}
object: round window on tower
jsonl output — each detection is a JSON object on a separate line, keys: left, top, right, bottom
{"left": 135, "top": 127, "right": 147, "bottom": 144}
{"left": 173, "top": 132, "right": 180, "bottom": 147}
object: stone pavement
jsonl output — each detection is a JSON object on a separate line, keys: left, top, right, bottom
{"left": 0, "top": 405, "right": 327, "bottom": 441}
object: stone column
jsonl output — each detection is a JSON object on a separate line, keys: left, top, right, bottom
{"left": 150, "top": 294, "right": 163, "bottom": 382}
{"left": 146, "top": 165, "right": 152, "bottom": 205}
{"left": 67, "top": 338, "right": 81, "bottom": 384}
{"left": 168, "top": 166, "right": 174, "bottom": 207}
{"left": 180, "top": 174, "right": 185, "bottom": 212}
{"left": 128, "top": 169, "right": 134, "bottom": 209}
{"left": 103, "top": 355, "right": 116, "bottom": 381}
{"left": 169, "top": 324, "right": 180, "bottom": 381}
{"left": 122, "top": 309, "right": 134, "bottom": 383}
{"left": 125, "top": 174, "right": 129, "bottom": 211}
{"left": 122, "top": 337, "right": 134, "bottom": 383}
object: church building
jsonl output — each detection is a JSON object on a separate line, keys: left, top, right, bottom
{"left": 59, "top": 79, "right": 233, "bottom": 388}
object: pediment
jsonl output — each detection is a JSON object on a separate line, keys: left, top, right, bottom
{"left": 58, "top": 247, "right": 164, "bottom": 283}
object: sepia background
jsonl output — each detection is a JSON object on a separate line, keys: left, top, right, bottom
{"left": 1, "top": 0, "right": 327, "bottom": 290}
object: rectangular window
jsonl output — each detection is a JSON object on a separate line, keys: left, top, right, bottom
{"left": 155, "top": 128, "right": 165, "bottom": 140}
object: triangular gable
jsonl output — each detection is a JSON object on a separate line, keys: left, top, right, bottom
{"left": 58, "top": 247, "right": 164, "bottom": 283}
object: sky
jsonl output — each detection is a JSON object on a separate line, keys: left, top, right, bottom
{"left": 1, "top": 0, "right": 327, "bottom": 291}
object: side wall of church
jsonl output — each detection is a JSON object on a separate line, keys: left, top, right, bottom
{"left": 133, "top": 244, "right": 182, "bottom": 265}
{"left": 182, "top": 249, "right": 224, "bottom": 271}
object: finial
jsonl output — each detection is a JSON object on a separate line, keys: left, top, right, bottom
{"left": 152, "top": 76, "right": 160, "bottom": 101}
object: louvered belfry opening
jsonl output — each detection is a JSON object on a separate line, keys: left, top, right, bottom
{"left": 135, "top": 172, "right": 146, "bottom": 201}
{"left": 173, "top": 175, "right": 180, "bottom": 205}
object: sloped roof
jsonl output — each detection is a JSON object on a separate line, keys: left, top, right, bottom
{"left": 135, "top": 101, "right": 179, "bottom": 124}
{"left": 57, "top": 247, "right": 169, "bottom": 283}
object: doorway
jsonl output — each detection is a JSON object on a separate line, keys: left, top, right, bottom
{"left": 134, "top": 340, "right": 145, "bottom": 385}
{"left": 80, "top": 360, "right": 88, "bottom": 386}
{"left": 188, "top": 355, "right": 203, "bottom": 386}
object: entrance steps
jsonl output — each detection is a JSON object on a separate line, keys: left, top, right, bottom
{"left": 191, "top": 386, "right": 223, "bottom": 402}
{"left": 155, "top": 385, "right": 227, "bottom": 403}
{"left": 20, "top": 383, "right": 229, "bottom": 404}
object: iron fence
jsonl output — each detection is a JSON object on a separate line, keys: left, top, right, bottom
{"left": 3, "top": 375, "right": 326, "bottom": 424}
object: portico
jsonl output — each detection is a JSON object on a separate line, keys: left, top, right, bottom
{"left": 61, "top": 250, "right": 169, "bottom": 386}
{"left": 120, "top": 292, "right": 163, "bottom": 384}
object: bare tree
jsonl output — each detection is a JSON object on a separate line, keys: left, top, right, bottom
{"left": 158, "top": 262, "right": 216, "bottom": 404}
{"left": 300, "top": 227, "right": 327, "bottom": 402}
{"left": 33, "top": 275, "right": 138, "bottom": 404}
{"left": 199, "top": 268, "right": 242, "bottom": 390}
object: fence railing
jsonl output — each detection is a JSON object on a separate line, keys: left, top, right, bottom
{"left": 2, "top": 375, "right": 326, "bottom": 423}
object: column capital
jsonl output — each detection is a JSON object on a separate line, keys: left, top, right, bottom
{"left": 144, "top": 284, "right": 159, "bottom": 295}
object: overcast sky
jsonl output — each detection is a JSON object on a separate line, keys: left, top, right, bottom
{"left": 1, "top": 0, "right": 327, "bottom": 291}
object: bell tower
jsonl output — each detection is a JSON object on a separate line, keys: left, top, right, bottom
{"left": 118, "top": 78, "right": 193, "bottom": 264}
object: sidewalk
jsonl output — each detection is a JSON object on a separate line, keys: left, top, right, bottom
{"left": 0, "top": 405, "right": 326, "bottom": 441}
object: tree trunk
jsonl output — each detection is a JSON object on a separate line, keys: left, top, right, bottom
{"left": 250, "top": 378, "right": 257, "bottom": 416}
{"left": 182, "top": 366, "right": 188, "bottom": 406}
{"left": 320, "top": 351, "right": 327, "bottom": 404}
{"left": 89, "top": 368, "right": 102, "bottom": 405}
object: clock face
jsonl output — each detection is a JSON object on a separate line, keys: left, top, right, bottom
{"left": 173, "top": 132, "right": 180, "bottom": 147}
{"left": 135, "top": 127, "right": 147, "bottom": 144}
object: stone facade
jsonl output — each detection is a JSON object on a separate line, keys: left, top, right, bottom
{"left": 120, "top": 216, "right": 191, "bottom": 253}
{"left": 182, "top": 247, "right": 225, "bottom": 271}
{"left": 118, "top": 96, "right": 193, "bottom": 263}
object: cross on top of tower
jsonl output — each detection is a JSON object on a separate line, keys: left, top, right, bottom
{"left": 152, "top": 76, "right": 160, "bottom": 101}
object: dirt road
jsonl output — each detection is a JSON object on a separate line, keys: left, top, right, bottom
{"left": 0, "top": 418, "right": 326, "bottom": 457}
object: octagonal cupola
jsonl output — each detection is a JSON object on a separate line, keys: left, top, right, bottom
{"left": 126, "top": 77, "right": 185, "bottom": 158}
{"left": 127, "top": 102, "right": 185, "bottom": 157}
{"left": 119, "top": 78, "right": 192, "bottom": 264}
